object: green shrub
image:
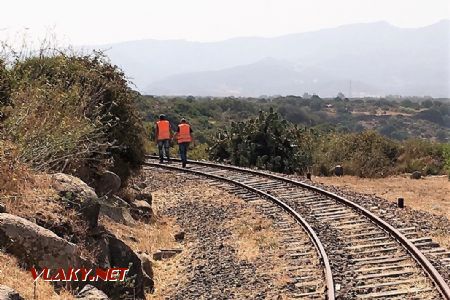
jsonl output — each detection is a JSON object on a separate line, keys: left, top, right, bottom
{"left": 210, "top": 109, "right": 312, "bottom": 173}
{"left": 397, "top": 139, "right": 446, "bottom": 175}
{"left": 4, "top": 52, "right": 146, "bottom": 183}
{"left": 0, "top": 60, "right": 11, "bottom": 107}
{"left": 313, "top": 131, "right": 399, "bottom": 177}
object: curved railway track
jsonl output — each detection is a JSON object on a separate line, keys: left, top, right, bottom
{"left": 145, "top": 156, "right": 450, "bottom": 299}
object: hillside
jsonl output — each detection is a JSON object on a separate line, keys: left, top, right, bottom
{"left": 97, "top": 20, "right": 450, "bottom": 97}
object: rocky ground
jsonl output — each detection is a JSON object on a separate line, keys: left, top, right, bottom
{"left": 2, "top": 160, "right": 447, "bottom": 299}
{"left": 138, "top": 167, "right": 311, "bottom": 300}
{"left": 299, "top": 174, "right": 450, "bottom": 284}
{"left": 0, "top": 169, "right": 155, "bottom": 299}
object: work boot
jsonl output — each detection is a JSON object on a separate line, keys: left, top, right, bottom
{"left": 182, "top": 161, "right": 186, "bottom": 168}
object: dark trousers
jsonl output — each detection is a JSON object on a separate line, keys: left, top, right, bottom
{"left": 179, "top": 142, "right": 190, "bottom": 167}
{"left": 157, "top": 139, "right": 170, "bottom": 162}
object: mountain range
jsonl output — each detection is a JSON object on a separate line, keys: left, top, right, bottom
{"left": 94, "top": 20, "right": 450, "bottom": 97}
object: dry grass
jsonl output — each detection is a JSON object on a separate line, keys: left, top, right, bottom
{"left": 0, "top": 142, "right": 68, "bottom": 223}
{"left": 315, "top": 175, "right": 450, "bottom": 219}
{"left": 101, "top": 216, "right": 179, "bottom": 258}
{"left": 2, "top": 173, "right": 59, "bottom": 217}
{"left": 0, "top": 251, "right": 75, "bottom": 299}
{"left": 225, "top": 213, "right": 279, "bottom": 261}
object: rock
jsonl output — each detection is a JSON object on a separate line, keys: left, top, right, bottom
{"left": 80, "top": 198, "right": 100, "bottom": 228}
{"left": 137, "top": 252, "right": 154, "bottom": 292}
{"left": 94, "top": 232, "right": 152, "bottom": 299}
{"left": 132, "top": 200, "right": 152, "bottom": 211}
{"left": 96, "top": 171, "right": 121, "bottom": 197}
{"left": 136, "top": 182, "right": 147, "bottom": 190}
{"left": 0, "top": 285, "right": 23, "bottom": 300}
{"left": 109, "top": 195, "right": 130, "bottom": 208}
{"left": 130, "top": 200, "right": 153, "bottom": 222}
{"left": 0, "top": 203, "right": 5, "bottom": 213}
{"left": 76, "top": 285, "right": 109, "bottom": 300}
{"left": 99, "top": 205, "right": 134, "bottom": 225}
{"left": 137, "top": 252, "right": 154, "bottom": 279}
{"left": 135, "top": 190, "right": 152, "bottom": 206}
{"left": 410, "top": 171, "right": 422, "bottom": 179}
{"left": 52, "top": 173, "right": 98, "bottom": 203}
{"left": 51, "top": 173, "right": 100, "bottom": 228}
{"left": 153, "top": 249, "right": 182, "bottom": 261}
{"left": 174, "top": 231, "right": 185, "bottom": 242}
{"left": 0, "top": 213, "right": 89, "bottom": 272}
{"left": 334, "top": 165, "right": 344, "bottom": 176}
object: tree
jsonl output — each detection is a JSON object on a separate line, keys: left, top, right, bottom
{"left": 336, "top": 92, "right": 345, "bottom": 99}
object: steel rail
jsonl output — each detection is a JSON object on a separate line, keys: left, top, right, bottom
{"left": 146, "top": 155, "right": 450, "bottom": 300}
{"left": 145, "top": 159, "right": 335, "bottom": 299}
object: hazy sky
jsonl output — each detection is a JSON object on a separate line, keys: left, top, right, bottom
{"left": 1, "top": 0, "right": 449, "bottom": 45}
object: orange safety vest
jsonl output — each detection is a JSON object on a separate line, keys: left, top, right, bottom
{"left": 177, "top": 123, "right": 192, "bottom": 143}
{"left": 156, "top": 120, "right": 170, "bottom": 140}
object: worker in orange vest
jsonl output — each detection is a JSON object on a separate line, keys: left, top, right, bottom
{"left": 174, "top": 118, "right": 193, "bottom": 168}
{"left": 155, "top": 114, "right": 172, "bottom": 163}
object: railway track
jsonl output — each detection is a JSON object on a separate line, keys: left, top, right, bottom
{"left": 145, "top": 156, "right": 450, "bottom": 299}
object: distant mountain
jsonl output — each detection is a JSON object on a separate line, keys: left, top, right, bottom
{"left": 95, "top": 20, "right": 450, "bottom": 97}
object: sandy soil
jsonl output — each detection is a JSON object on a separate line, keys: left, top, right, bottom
{"left": 315, "top": 175, "right": 450, "bottom": 219}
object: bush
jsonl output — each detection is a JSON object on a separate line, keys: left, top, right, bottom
{"left": 0, "top": 60, "right": 11, "bottom": 126}
{"left": 0, "top": 141, "right": 31, "bottom": 197}
{"left": 314, "top": 131, "right": 399, "bottom": 177}
{"left": 0, "top": 60, "right": 11, "bottom": 107}
{"left": 4, "top": 52, "right": 146, "bottom": 183}
{"left": 209, "top": 109, "right": 312, "bottom": 173}
{"left": 397, "top": 139, "right": 446, "bottom": 175}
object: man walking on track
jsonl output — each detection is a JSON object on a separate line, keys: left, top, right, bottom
{"left": 174, "top": 118, "right": 193, "bottom": 168}
{"left": 155, "top": 114, "right": 172, "bottom": 163}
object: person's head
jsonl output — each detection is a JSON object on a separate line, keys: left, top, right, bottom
{"left": 180, "top": 118, "right": 187, "bottom": 123}
{"left": 159, "top": 114, "right": 166, "bottom": 120}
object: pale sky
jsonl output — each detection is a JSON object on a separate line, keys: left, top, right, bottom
{"left": 1, "top": 0, "right": 449, "bottom": 46}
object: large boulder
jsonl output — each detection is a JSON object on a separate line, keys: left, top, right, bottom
{"left": 51, "top": 173, "right": 100, "bottom": 228}
{"left": 89, "top": 230, "right": 152, "bottom": 299}
{"left": 52, "top": 173, "right": 98, "bottom": 203}
{"left": 99, "top": 205, "right": 134, "bottom": 225}
{"left": 0, "top": 213, "right": 86, "bottom": 269}
{"left": 99, "top": 195, "right": 134, "bottom": 225}
{"left": 0, "top": 285, "right": 23, "bottom": 300}
{"left": 76, "top": 285, "right": 109, "bottom": 300}
{"left": 95, "top": 171, "right": 121, "bottom": 197}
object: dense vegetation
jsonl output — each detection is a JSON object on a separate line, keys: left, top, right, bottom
{"left": 0, "top": 51, "right": 146, "bottom": 185}
{"left": 209, "top": 109, "right": 449, "bottom": 177}
{"left": 139, "top": 95, "right": 449, "bottom": 177}
{"left": 138, "top": 95, "right": 449, "bottom": 143}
